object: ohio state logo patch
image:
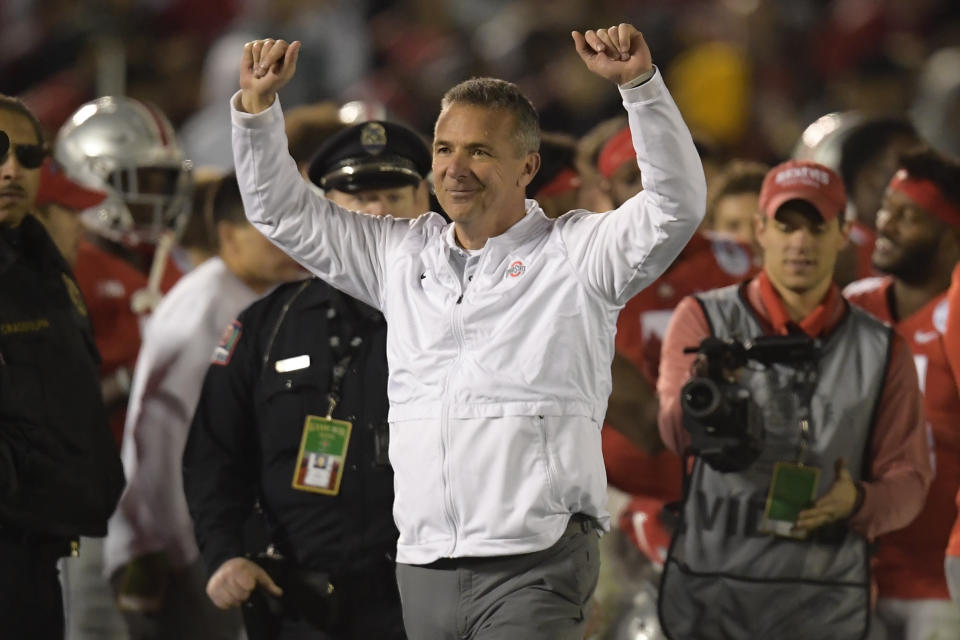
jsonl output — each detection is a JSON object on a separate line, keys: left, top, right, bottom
{"left": 211, "top": 320, "right": 242, "bottom": 366}
{"left": 506, "top": 261, "right": 526, "bottom": 278}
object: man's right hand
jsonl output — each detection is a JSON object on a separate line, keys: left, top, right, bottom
{"left": 239, "top": 38, "right": 301, "bottom": 114}
{"left": 206, "top": 557, "right": 284, "bottom": 609}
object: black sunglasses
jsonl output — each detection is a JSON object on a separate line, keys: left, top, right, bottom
{"left": 0, "top": 130, "right": 46, "bottom": 170}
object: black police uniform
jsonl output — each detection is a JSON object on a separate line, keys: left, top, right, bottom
{"left": 0, "top": 215, "right": 125, "bottom": 639}
{"left": 183, "top": 277, "right": 404, "bottom": 640}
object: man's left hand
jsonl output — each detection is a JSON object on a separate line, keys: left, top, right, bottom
{"left": 572, "top": 24, "right": 653, "bottom": 85}
{"left": 793, "top": 458, "right": 859, "bottom": 534}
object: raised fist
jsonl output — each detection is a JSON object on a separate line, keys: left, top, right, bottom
{"left": 572, "top": 24, "right": 653, "bottom": 86}
{"left": 239, "top": 38, "right": 302, "bottom": 114}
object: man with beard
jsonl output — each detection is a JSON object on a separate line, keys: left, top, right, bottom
{"left": 845, "top": 147, "right": 960, "bottom": 640}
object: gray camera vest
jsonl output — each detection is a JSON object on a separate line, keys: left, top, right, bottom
{"left": 659, "top": 283, "right": 893, "bottom": 640}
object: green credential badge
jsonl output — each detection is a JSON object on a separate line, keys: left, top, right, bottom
{"left": 292, "top": 415, "right": 353, "bottom": 495}
{"left": 760, "top": 461, "right": 820, "bottom": 539}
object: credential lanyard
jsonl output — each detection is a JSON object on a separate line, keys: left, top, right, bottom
{"left": 793, "top": 361, "right": 818, "bottom": 465}
{"left": 323, "top": 316, "right": 367, "bottom": 419}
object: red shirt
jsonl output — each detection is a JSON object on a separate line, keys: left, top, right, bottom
{"left": 659, "top": 276, "right": 931, "bottom": 544}
{"left": 847, "top": 276, "right": 960, "bottom": 599}
{"left": 603, "top": 233, "right": 756, "bottom": 500}
{"left": 72, "top": 240, "right": 182, "bottom": 445}
{"left": 945, "top": 263, "right": 960, "bottom": 559}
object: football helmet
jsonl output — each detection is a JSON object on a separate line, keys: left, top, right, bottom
{"left": 792, "top": 111, "right": 864, "bottom": 171}
{"left": 54, "top": 96, "right": 193, "bottom": 246}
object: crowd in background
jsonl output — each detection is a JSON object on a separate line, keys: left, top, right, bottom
{"left": 2, "top": 0, "right": 959, "bottom": 164}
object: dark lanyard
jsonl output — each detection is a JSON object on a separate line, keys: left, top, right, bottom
{"left": 259, "top": 279, "right": 367, "bottom": 419}
{"left": 324, "top": 336, "right": 363, "bottom": 419}
{"left": 792, "top": 361, "right": 819, "bottom": 465}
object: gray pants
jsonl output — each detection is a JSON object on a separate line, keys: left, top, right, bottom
{"left": 396, "top": 514, "right": 600, "bottom": 640}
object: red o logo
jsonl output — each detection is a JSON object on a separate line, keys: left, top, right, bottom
{"left": 507, "top": 261, "right": 526, "bottom": 278}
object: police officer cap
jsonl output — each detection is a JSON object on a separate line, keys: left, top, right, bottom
{"left": 307, "top": 121, "right": 431, "bottom": 193}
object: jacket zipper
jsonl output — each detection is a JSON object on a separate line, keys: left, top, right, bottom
{"left": 440, "top": 281, "right": 466, "bottom": 556}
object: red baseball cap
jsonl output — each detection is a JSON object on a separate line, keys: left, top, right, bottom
{"left": 35, "top": 158, "right": 107, "bottom": 211}
{"left": 758, "top": 160, "right": 846, "bottom": 222}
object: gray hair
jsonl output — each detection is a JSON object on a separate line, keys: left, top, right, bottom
{"left": 439, "top": 77, "right": 540, "bottom": 156}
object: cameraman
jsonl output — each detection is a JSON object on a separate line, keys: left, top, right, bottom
{"left": 656, "top": 160, "right": 932, "bottom": 639}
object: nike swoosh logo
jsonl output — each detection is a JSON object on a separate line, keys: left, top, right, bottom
{"left": 914, "top": 330, "right": 940, "bottom": 344}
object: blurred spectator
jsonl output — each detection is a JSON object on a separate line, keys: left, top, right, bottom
{"left": 176, "top": 168, "right": 223, "bottom": 269}
{"left": 912, "top": 47, "right": 960, "bottom": 160}
{"left": 597, "top": 125, "right": 643, "bottom": 208}
{"left": 526, "top": 131, "right": 581, "bottom": 219}
{"left": 575, "top": 115, "right": 623, "bottom": 213}
{"left": 668, "top": 41, "right": 751, "bottom": 149}
{"left": 703, "top": 159, "right": 768, "bottom": 248}
{"left": 846, "top": 147, "right": 960, "bottom": 640}
{"left": 104, "top": 174, "right": 304, "bottom": 640}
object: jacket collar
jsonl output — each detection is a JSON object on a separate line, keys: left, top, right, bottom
{"left": 441, "top": 199, "right": 550, "bottom": 265}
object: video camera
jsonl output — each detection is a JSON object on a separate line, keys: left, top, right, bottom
{"left": 680, "top": 335, "right": 817, "bottom": 472}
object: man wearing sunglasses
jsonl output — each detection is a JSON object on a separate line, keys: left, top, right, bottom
{"left": 0, "top": 95, "right": 125, "bottom": 639}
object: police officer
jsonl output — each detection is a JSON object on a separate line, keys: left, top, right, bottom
{"left": 0, "top": 97, "right": 125, "bottom": 639}
{"left": 183, "top": 120, "right": 431, "bottom": 639}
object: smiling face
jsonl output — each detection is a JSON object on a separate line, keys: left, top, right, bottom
{"left": 0, "top": 108, "right": 43, "bottom": 227}
{"left": 872, "top": 189, "right": 946, "bottom": 284}
{"left": 756, "top": 201, "right": 849, "bottom": 295}
{"left": 432, "top": 103, "right": 539, "bottom": 234}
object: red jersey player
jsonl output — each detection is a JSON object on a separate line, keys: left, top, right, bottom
{"left": 945, "top": 261, "right": 960, "bottom": 608}
{"left": 54, "top": 97, "right": 193, "bottom": 445}
{"left": 846, "top": 147, "right": 960, "bottom": 637}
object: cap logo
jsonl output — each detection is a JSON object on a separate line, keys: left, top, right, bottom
{"left": 360, "top": 123, "right": 387, "bottom": 156}
{"left": 775, "top": 166, "right": 831, "bottom": 186}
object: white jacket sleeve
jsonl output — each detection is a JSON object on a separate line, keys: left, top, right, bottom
{"left": 230, "top": 93, "right": 395, "bottom": 310}
{"left": 557, "top": 69, "right": 706, "bottom": 307}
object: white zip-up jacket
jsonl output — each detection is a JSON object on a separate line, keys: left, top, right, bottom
{"left": 231, "top": 69, "right": 705, "bottom": 564}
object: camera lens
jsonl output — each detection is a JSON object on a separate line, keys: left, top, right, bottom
{"left": 681, "top": 378, "right": 723, "bottom": 419}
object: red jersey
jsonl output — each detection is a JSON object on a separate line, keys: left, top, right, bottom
{"left": 847, "top": 276, "right": 960, "bottom": 599}
{"left": 72, "top": 240, "right": 182, "bottom": 445}
{"left": 603, "top": 233, "right": 757, "bottom": 499}
{"left": 943, "top": 263, "right": 960, "bottom": 558}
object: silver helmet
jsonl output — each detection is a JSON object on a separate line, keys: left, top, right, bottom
{"left": 54, "top": 96, "right": 192, "bottom": 246}
{"left": 791, "top": 111, "right": 864, "bottom": 171}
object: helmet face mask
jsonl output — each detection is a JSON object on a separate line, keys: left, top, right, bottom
{"left": 55, "top": 96, "right": 193, "bottom": 247}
